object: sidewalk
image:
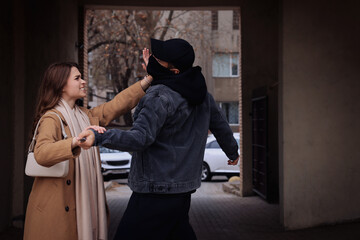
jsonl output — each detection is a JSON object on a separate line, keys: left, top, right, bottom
{"left": 106, "top": 177, "right": 360, "bottom": 240}
{"left": 2, "top": 178, "right": 359, "bottom": 239}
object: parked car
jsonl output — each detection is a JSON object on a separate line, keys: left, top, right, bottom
{"left": 201, "top": 133, "right": 240, "bottom": 181}
{"left": 99, "top": 146, "right": 132, "bottom": 179}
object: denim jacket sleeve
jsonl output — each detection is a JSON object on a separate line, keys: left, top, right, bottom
{"left": 208, "top": 94, "right": 239, "bottom": 160}
{"left": 92, "top": 91, "right": 169, "bottom": 152}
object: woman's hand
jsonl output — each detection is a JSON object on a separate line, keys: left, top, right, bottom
{"left": 71, "top": 137, "right": 80, "bottom": 149}
{"left": 140, "top": 75, "right": 153, "bottom": 91}
{"left": 85, "top": 125, "right": 106, "bottom": 133}
{"left": 140, "top": 48, "right": 153, "bottom": 90}
{"left": 72, "top": 126, "right": 105, "bottom": 149}
{"left": 142, "top": 48, "right": 150, "bottom": 71}
{"left": 77, "top": 130, "right": 96, "bottom": 150}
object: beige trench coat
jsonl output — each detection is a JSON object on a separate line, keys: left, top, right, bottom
{"left": 23, "top": 82, "right": 145, "bottom": 240}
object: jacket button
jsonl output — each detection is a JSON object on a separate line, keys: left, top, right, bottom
{"left": 65, "top": 206, "right": 69, "bottom": 212}
{"left": 66, "top": 180, "right": 71, "bottom": 185}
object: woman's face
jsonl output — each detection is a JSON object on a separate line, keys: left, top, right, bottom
{"left": 62, "top": 67, "right": 86, "bottom": 101}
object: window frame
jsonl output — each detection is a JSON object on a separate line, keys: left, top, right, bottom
{"left": 211, "top": 11, "right": 218, "bottom": 30}
{"left": 212, "top": 52, "right": 240, "bottom": 77}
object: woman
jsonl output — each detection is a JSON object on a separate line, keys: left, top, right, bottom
{"left": 24, "top": 50, "right": 151, "bottom": 240}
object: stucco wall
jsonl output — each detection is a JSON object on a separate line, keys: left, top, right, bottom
{"left": 0, "top": 0, "right": 15, "bottom": 231}
{"left": 214, "top": 78, "right": 239, "bottom": 101}
{"left": 22, "top": 0, "right": 79, "bottom": 218}
{"left": 240, "top": 0, "right": 279, "bottom": 197}
{"left": 281, "top": 0, "right": 360, "bottom": 229}
{"left": 0, "top": 0, "right": 79, "bottom": 231}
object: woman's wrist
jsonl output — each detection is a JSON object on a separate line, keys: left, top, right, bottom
{"left": 140, "top": 75, "right": 153, "bottom": 91}
{"left": 71, "top": 137, "right": 78, "bottom": 149}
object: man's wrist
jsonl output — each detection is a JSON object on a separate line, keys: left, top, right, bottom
{"left": 90, "top": 129, "right": 99, "bottom": 146}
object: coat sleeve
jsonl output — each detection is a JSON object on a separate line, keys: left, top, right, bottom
{"left": 87, "top": 81, "right": 145, "bottom": 126}
{"left": 34, "top": 115, "right": 80, "bottom": 167}
{"left": 92, "top": 91, "right": 169, "bottom": 152}
{"left": 208, "top": 94, "right": 239, "bottom": 160}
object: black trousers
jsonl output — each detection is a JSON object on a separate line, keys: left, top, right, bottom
{"left": 113, "top": 191, "right": 197, "bottom": 240}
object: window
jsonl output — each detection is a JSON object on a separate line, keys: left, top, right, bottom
{"left": 212, "top": 53, "right": 239, "bottom": 77}
{"left": 218, "top": 102, "right": 239, "bottom": 124}
{"left": 233, "top": 10, "right": 240, "bottom": 30}
{"left": 211, "top": 11, "right": 218, "bottom": 30}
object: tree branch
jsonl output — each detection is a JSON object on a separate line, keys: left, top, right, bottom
{"left": 88, "top": 39, "right": 126, "bottom": 53}
{"left": 159, "top": 10, "right": 174, "bottom": 40}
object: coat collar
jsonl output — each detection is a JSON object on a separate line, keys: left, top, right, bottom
{"left": 46, "top": 109, "right": 68, "bottom": 126}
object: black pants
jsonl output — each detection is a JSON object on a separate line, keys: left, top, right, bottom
{"left": 114, "top": 191, "right": 197, "bottom": 240}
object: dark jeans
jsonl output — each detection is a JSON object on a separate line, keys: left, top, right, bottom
{"left": 114, "top": 191, "right": 197, "bottom": 240}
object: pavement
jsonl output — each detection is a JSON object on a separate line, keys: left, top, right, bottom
{"left": 106, "top": 176, "right": 360, "bottom": 240}
{"left": 2, "top": 176, "right": 360, "bottom": 239}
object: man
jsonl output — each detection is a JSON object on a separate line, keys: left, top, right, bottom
{"left": 78, "top": 38, "right": 239, "bottom": 240}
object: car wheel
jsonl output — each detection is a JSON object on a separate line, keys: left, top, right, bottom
{"left": 201, "top": 162, "right": 212, "bottom": 181}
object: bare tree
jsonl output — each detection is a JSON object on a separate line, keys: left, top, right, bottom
{"left": 87, "top": 9, "right": 213, "bottom": 126}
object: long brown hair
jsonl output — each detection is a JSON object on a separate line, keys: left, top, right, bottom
{"left": 31, "top": 62, "right": 80, "bottom": 135}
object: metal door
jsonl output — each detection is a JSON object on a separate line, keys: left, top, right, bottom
{"left": 252, "top": 95, "right": 268, "bottom": 199}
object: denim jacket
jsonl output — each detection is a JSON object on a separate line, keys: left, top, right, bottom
{"left": 93, "top": 84, "right": 239, "bottom": 194}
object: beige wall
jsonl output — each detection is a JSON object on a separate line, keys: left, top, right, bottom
{"left": 212, "top": 10, "right": 240, "bottom": 52}
{"left": 281, "top": 0, "right": 360, "bottom": 229}
{"left": 214, "top": 78, "right": 239, "bottom": 101}
{"left": 211, "top": 10, "right": 241, "bottom": 103}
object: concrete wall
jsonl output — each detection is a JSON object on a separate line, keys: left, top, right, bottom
{"left": 0, "top": 0, "right": 15, "bottom": 231}
{"left": 22, "top": 0, "right": 79, "bottom": 203}
{"left": 0, "top": 0, "right": 79, "bottom": 231}
{"left": 280, "top": 0, "right": 360, "bottom": 229}
{"left": 214, "top": 78, "right": 239, "bottom": 102}
{"left": 212, "top": 10, "right": 241, "bottom": 102}
{"left": 240, "top": 0, "right": 279, "bottom": 197}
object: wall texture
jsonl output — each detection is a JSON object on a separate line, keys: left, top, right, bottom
{"left": 281, "top": 0, "right": 360, "bottom": 229}
{"left": 23, "top": 0, "right": 79, "bottom": 203}
{"left": 240, "top": 0, "right": 279, "bottom": 197}
{"left": 0, "top": 0, "right": 15, "bottom": 232}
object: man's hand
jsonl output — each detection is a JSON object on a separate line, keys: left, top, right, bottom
{"left": 77, "top": 130, "right": 95, "bottom": 150}
{"left": 228, "top": 156, "right": 239, "bottom": 165}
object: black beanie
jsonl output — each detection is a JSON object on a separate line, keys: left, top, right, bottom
{"left": 150, "top": 38, "right": 195, "bottom": 72}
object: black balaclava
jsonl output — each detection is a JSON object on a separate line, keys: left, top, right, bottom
{"left": 149, "top": 64, "right": 207, "bottom": 106}
{"left": 147, "top": 38, "right": 208, "bottom": 105}
{"left": 146, "top": 55, "right": 175, "bottom": 79}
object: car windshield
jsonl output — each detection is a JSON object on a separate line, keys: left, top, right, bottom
{"left": 99, "top": 146, "right": 122, "bottom": 153}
